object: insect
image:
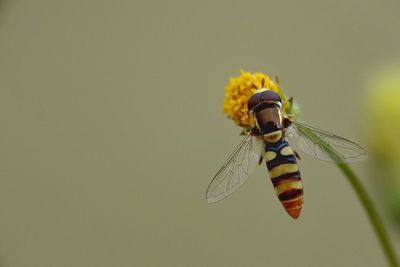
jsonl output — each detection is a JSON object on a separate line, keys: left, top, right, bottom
{"left": 206, "top": 87, "right": 367, "bottom": 219}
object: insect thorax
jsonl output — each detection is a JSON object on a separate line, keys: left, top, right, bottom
{"left": 253, "top": 105, "right": 284, "bottom": 143}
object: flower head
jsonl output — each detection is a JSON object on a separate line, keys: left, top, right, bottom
{"left": 222, "top": 70, "right": 296, "bottom": 129}
{"left": 366, "top": 69, "right": 400, "bottom": 160}
{"left": 365, "top": 67, "right": 400, "bottom": 224}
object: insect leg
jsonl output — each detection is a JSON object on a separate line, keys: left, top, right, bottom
{"left": 258, "top": 152, "right": 264, "bottom": 165}
{"left": 283, "top": 117, "right": 293, "bottom": 128}
{"left": 294, "top": 150, "right": 301, "bottom": 160}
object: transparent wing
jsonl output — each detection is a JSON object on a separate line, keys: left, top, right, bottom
{"left": 206, "top": 133, "right": 262, "bottom": 203}
{"left": 286, "top": 121, "right": 367, "bottom": 163}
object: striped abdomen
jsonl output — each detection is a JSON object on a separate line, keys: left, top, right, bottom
{"left": 265, "top": 140, "right": 303, "bottom": 219}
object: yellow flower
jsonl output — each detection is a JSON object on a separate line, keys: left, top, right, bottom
{"left": 222, "top": 70, "right": 292, "bottom": 129}
{"left": 366, "top": 68, "right": 400, "bottom": 162}
{"left": 364, "top": 67, "right": 400, "bottom": 225}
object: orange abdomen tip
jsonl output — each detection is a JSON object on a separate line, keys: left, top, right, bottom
{"left": 286, "top": 206, "right": 302, "bottom": 219}
{"left": 280, "top": 192, "right": 304, "bottom": 219}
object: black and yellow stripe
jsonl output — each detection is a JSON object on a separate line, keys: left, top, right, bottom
{"left": 265, "top": 140, "right": 303, "bottom": 219}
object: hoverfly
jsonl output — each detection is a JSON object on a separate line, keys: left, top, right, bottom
{"left": 206, "top": 86, "right": 367, "bottom": 219}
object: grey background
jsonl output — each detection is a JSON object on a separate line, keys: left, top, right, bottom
{"left": 0, "top": 0, "right": 399, "bottom": 266}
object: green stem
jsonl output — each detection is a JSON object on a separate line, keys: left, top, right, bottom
{"left": 297, "top": 124, "right": 399, "bottom": 267}
{"left": 336, "top": 163, "right": 399, "bottom": 267}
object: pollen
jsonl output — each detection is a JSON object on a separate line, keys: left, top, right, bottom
{"left": 222, "top": 70, "right": 292, "bottom": 129}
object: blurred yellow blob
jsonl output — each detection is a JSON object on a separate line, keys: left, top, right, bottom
{"left": 366, "top": 68, "right": 400, "bottom": 162}
{"left": 366, "top": 67, "right": 400, "bottom": 223}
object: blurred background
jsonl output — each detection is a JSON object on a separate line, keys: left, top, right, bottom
{"left": 0, "top": 0, "right": 399, "bottom": 266}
